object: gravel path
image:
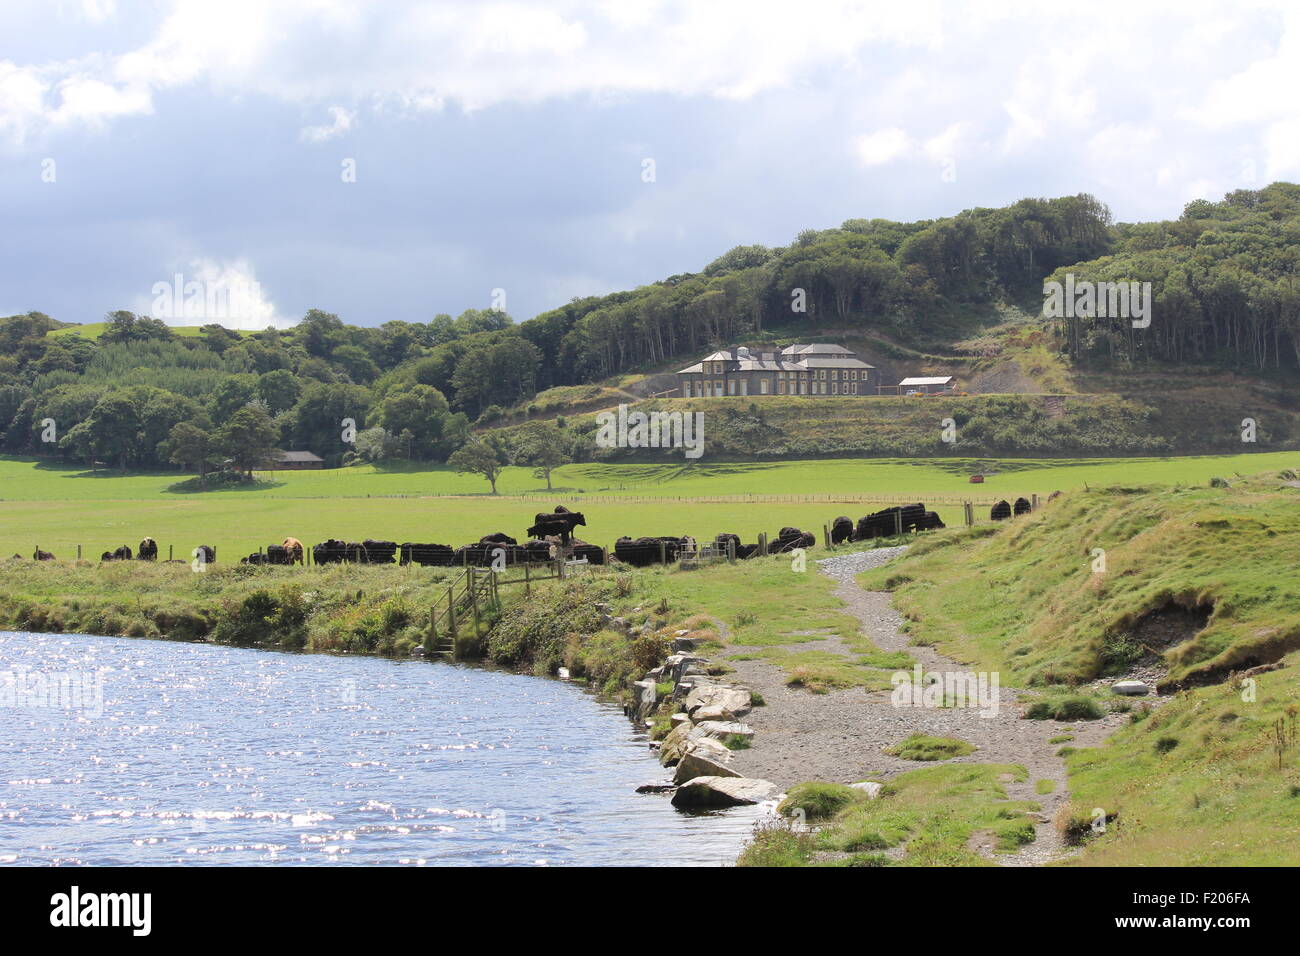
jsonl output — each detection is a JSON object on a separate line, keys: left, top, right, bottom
{"left": 724, "top": 546, "right": 1128, "bottom": 866}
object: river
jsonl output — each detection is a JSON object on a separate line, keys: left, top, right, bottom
{"left": 0, "top": 631, "right": 761, "bottom": 866}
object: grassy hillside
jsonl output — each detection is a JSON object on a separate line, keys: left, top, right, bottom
{"left": 485, "top": 389, "right": 1300, "bottom": 461}
{"left": 859, "top": 473, "right": 1300, "bottom": 689}
{"left": 857, "top": 472, "right": 1300, "bottom": 865}
{"left": 46, "top": 322, "right": 250, "bottom": 341}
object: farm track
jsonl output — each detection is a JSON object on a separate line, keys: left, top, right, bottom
{"left": 724, "top": 546, "right": 1128, "bottom": 866}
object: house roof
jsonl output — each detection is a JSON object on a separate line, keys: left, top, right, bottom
{"left": 897, "top": 376, "right": 955, "bottom": 387}
{"left": 798, "top": 356, "right": 875, "bottom": 369}
{"left": 781, "top": 343, "right": 854, "bottom": 355}
{"left": 277, "top": 450, "right": 324, "bottom": 463}
{"left": 677, "top": 342, "right": 874, "bottom": 374}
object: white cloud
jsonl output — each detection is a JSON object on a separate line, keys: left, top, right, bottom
{"left": 855, "top": 127, "right": 912, "bottom": 166}
{"left": 136, "top": 258, "right": 294, "bottom": 331}
{"left": 300, "top": 105, "right": 354, "bottom": 143}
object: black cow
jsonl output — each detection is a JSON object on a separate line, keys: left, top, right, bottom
{"left": 830, "top": 516, "right": 854, "bottom": 544}
{"left": 527, "top": 506, "right": 587, "bottom": 543}
{"left": 479, "top": 532, "right": 518, "bottom": 546}
{"left": 1013, "top": 497, "right": 1032, "bottom": 516}
{"left": 990, "top": 500, "right": 1012, "bottom": 521}
{"left": 194, "top": 545, "right": 216, "bottom": 564}
{"left": 770, "top": 528, "right": 815, "bottom": 554}
{"left": 613, "top": 535, "right": 684, "bottom": 566}
{"left": 33, "top": 548, "right": 55, "bottom": 561}
{"left": 138, "top": 537, "right": 158, "bottom": 561}
{"left": 570, "top": 539, "right": 605, "bottom": 565}
{"left": 399, "top": 543, "right": 456, "bottom": 566}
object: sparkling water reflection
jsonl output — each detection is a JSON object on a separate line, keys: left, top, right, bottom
{"left": 0, "top": 632, "right": 761, "bottom": 866}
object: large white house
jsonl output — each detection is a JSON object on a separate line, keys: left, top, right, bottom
{"left": 675, "top": 343, "right": 876, "bottom": 397}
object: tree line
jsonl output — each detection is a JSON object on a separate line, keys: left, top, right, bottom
{"left": 1, "top": 184, "right": 1296, "bottom": 482}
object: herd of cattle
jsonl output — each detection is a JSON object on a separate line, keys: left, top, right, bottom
{"left": 23, "top": 497, "right": 1044, "bottom": 570}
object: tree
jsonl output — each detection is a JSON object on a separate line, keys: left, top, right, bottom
{"left": 163, "top": 421, "right": 219, "bottom": 485}
{"left": 448, "top": 437, "right": 507, "bottom": 494}
{"left": 511, "top": 422, "right": 570, "bottom": 490}
{"left": 216, "top": 405, "right": 279, "bottom": 476}
{"left": 376, "top": 384, "right": 454, "bottom": 460}
{"left": 257, "top": 369, "right": 301, "bottom": 413}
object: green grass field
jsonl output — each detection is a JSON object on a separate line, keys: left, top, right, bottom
{"left": 46, "top": 322, "right": 249, "bottom": 341}
{"left": 1, "top": 451, "right": 1296, "bottom": 559}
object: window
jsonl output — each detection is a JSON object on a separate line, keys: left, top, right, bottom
{"left": 714, "top": 380, "right": 722, "bottom": 395}
{"left": 831, "top": 369, "right": 838, "bottom": 380}
{"left": 728, "top": 379, "right": 736, "bottom": 395}
{"left": 760, "top": 379, "right": 770, "bottom": 394}
{"left": 832, "top": 382, "right": 839, "bottom": 395}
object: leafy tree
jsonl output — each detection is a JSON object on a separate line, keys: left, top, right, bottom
{"left": 448, "top": 437, "right": 507, "bottom": 494}
{"left": 217, "top": 404, "right": 280, "bottom": 475}
{"left": 510, "top": 421, "right": 571, "bottom": 489}
{"left": 163, "top": 420, "right": 219, "bottom": 485}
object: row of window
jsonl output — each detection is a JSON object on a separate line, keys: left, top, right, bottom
{"left": 684, "top": 379, "right": 863, "bottom": 396}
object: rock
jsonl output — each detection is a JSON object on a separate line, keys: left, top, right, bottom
{"left": 1112, "top": 680, "right": 1149, "bottom": 696}
{"left": 557, "top": 666, "right": 570, "bottom": 680}
{"left": 659, "top": 724, "right": 730, "bottom": 766}
{"left": 671, "top": 776, "right": 781, "bottom": 808}
{"left": 409, "top": 645, "right": 425, "bottom": 657}
{"left": 670, "top": 712, "right": 692, "bottom": 728}
{"left": 672, "top": 636, "right": 697, "bottom": 653}
{"left": 631, "top": 679, "right": 658, "bottom": 722}
{"left": 849, "top": 781, "right": 883, "bottom": 799}
{"left": 635, "top": 783, "right": 675, "bottom": 794}
{"left": 659, "top": 722, "right": 697, "bottom": 765}
{"left": 663, "top": 654, "right": 710, "bottom": 683}
{"left": 672, "top": 746, "right": 739, "bottom": 785}
{"left": 683, "top": 683, "right": 752, "bottom": 720}
{"left": 694, "top": 720, "right": 754, "bottom": 741}
{"left": 674, "top": 629, "right": 690, "bottom": 637}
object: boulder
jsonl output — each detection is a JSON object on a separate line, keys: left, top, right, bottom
{"left": 1112, "top": 680, "right": 1150, "bottom": 696}
{"left": 671, "top": 776, "right": 781, "bottom": 809}
{"left": 659, "top": 722, "right": 697, "bottom": 765}
{"left": 849, "top": 781, "right": 884, "bottom": 799}
{"left": 694, "top": 720, "right": 754, "bottom": 742}
{"left": 670, "top": 712, "right": 692, "bottom": 728}
{"left": 682, "top": 682, "right": 752, "bottom": 719}
{"left": 672, "top": 746, "right": 739, "bottom": 785}
{"left": 631, "top": 679, "right": 659, "bottom": 722}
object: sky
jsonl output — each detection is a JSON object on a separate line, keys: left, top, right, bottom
{"left": 1, "top": 0, "right": 1298, "bottom": 329}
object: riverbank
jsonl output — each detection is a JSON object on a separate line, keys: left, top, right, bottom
{"left": 0, "top": 559, "right": 457, "bottom": 656}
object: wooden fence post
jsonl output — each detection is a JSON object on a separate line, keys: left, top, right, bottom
{"left": 823, "top": 524, "right": 831, "bottom": 549}
{"left": 894, "top": 510, "right": 903, "bottom": 537}
{"left": 77, "top": 545, "right": 82, "bottom": 560}
{"left": 524, "top": 562, "right": 530, "bottom": 596}
{"left": 658, "top": 540, "right": 667, "bottom": 565}
{"left": 964, "top": 502, "right": 974, "bottom": 527}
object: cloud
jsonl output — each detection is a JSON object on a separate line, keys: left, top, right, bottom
{"left": 854, "top": 127, "right": 912, "bottom": 166}
{"left": 136, "top": 258, "right": 294, "bottom": 331}
{"left": 300, "top": 105, "right": 355, "bottom": 143}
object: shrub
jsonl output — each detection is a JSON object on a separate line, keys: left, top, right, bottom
{"left": 885, "top": 733, "right": 975, "bottom": 761}
{"left": 778, "top": 782, "right": 864, "bottom": 821}
{"left": 1024, "top": 695, "right": 1103, "bottom": 721}
{"left": 736, "top": 817, "right": 816, "bottom": 867}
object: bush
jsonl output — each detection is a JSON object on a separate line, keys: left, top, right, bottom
{"left": 736, "top": 817, "right": 816, "bottom": 867}
{"left": 1025, "top": 695, "right": 1104, "bottom": 721}
{"left": 778, "top": 782, "right": 864, "bottom": 821}
{"left": 885, "top": 733, "right": 975, "bottom": 760}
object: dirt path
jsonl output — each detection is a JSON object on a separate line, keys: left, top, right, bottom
{"left": 724, "top": 547, "right": 1127, "bottom": 866}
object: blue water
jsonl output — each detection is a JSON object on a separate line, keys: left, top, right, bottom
{"left": 0, "top": 632, "right": 760, "bottom": 866}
